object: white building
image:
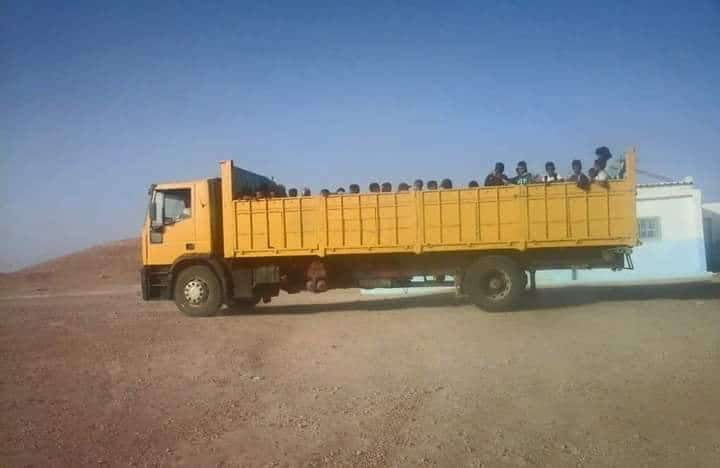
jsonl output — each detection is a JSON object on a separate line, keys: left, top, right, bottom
{"left": 538, "top": 180, "right": 709, "bottom": 284}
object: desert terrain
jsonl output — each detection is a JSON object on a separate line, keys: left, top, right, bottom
{"left": 1, "top": 239, "right": 719, "bottom": 467}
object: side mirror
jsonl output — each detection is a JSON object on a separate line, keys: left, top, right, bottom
{"left": 150, "top": 201, "right": 160, "bottom": 225}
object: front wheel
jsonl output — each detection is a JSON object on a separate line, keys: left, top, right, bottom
{"left": 463, "top": 256, "right": 524, "bottom": 312}
{"left": 173, "top": 265, "right": 223, "bottom": 317}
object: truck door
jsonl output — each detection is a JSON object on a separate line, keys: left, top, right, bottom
{"left": 146, "top": 186, "right": 197, "bottom": 265}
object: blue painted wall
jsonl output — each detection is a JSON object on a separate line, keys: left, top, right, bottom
{"left": 536, "top": 238, "right": 709, "bottom": 285}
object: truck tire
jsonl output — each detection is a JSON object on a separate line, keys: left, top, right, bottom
{"left": 463, "top": 256, "right": 524, "bottom": 312}
{"left": 173, "top": 265, "right": 223, "bottom": 317}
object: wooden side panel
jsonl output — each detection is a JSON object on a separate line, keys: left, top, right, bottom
{"left": 234, "top": 196, "right": 320, "bottom": 253}
{"left": 268, "top": 199, "right": 285, "bottom": 250}
{"left": 299, "top": 197, "right": 320, "bottom": 249}
{"left": 422, "top": 186, "right": 523, "bottom": 246}
{"left": 326, "top": 196, "right": 344, "bottom": 248}
{"left": 439, "top": 191, "right": 461, "bottom": 244}
{"left": 224, "top": 150, "right": 637, "bottom": 258}
{"left": 459, "top": 190, "right": 480, "bottom": 243}
{"left": 394, "top": 192, "right": 416, "bottom": 246}
{"left": 546, "top": 185, "right": 570, "bottom": 240}
{"left": 284, "top": 198, "right": 303, "bottom": 249}
{"left": 568, "top": 186, "right": 589, "bottom": 238}
{"left": 360, "top": 195, "right": 379, "bottom": 246}
{"left": 378, "top": 193, "right": 398, "bottom": 246}
{"left": 588, "top": 191, "right": 610, "bottom": 238}
{"left": 422, "top": 191, "right": 442, "bottom": 245}
{"left": 479, "top": 188, "right": 501, "bottom": 242}
{"left": 527, "top": 184, "right": 571, "bottom": 242}
{"left": 251, "top": 200, "right": 270, "bottom": 250}
{"left": 498, "top": 186, "right": 522, "bottom": 242}
{"left": 343, "top": 196, "right": 363, "bottom": 247}
{"left": 235, "top": 200, "right": 253, "bottom": 251}
{"left": 230, "top": 173, "right": 636, "bottom": 256}
{"left": 609, "top": 190, "right": 634, "bottom": 238}
{"left": 527, "top": 185, "right": 549, "bottom": 241}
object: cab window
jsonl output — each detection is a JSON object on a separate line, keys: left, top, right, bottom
{"left": 157, "top": 189, "right": 192, "bottom": 223}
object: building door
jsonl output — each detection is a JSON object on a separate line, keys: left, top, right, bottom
{"left": 705, "top": 218, "right": 718, "bottom": 272}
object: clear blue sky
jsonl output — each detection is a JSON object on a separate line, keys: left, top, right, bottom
{"left": 2, "top": 1, "right": 719, "bottom": 271}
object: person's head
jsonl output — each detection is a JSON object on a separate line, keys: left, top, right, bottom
{"left": 369, "top": 182, "right": 380, "bottom": 192}
{"left": 397, "top": 182, "right": 410, "bottom": 191}
{"left": 288, "top": 187, "right": 298, "bottom": 197}
{"left": 320, "top": 189, "right": 331, "bottom": 197}
{"left": 349, "top": 184, "right": 360, "bottom": 194}
{"left": 494, "top": 162, "right": 505, "bottom": 175}
{"left": 468, "top": 180, "right": 479, "bottom": 188}
{"left": 516, "top": 161, "right": 527, "bottom": 175}
{"left": 302, "top": 187, "right": 311, "bottom": 196}
{"left": 336, "top": 187, "right": 346, "bottom": 194}
{"left": 545, "top": 161, "right": 556, "bottom": 175}
{"left": 571, "top": 159, "right": 582, "bottom": 174}
{"left": 276, "top": 184, "right": 287, "bottom": 197}
{"left": 440, "top": 178, "right": 452, "bottom": 189}
{"left": 427, "top": 180, "right": 438, "bottom": 190}
{"left": 595, "top": 146, "right": 612, "bottom": 161}
{"left": 413, "top": 179, "right": 424, "bottom": 190}
{"left": 381, "top": 182, "right": 392, "bottom": 192}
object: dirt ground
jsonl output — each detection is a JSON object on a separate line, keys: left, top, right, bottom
{"left": 1, "top": 271, "right": 719, "bottom": 467}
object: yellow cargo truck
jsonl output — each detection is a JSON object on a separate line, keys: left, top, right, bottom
{"left": 141, "top": 149, "right": 638, "bottom": 316}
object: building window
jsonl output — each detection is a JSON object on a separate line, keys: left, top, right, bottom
{"left": 638, "top": 217, "right": 662, "bottom": 241}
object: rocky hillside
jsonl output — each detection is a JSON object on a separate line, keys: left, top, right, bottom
{"left": 0, "top": 238, "right": 140, "bottom": 294}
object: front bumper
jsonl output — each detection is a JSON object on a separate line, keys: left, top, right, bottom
{"left": 140, "top": 266, "right": 171, "bottom": 300}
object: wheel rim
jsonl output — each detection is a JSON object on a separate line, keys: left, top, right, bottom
{"left": 184, "top": 278, "right": 209, "bottom": 305}
{"left": 484, "top": 270, "right": 512, "bottom": 301}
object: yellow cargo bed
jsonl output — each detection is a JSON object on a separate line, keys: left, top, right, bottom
{"left": 221, "top": 151, "right": 637, "bottom": 259}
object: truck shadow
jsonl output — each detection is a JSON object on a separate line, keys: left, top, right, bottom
{"left": 514, "top": 280, "right": 720, "bottom": 312}
{"left": 236, "top": 280, "right": 720, "bottom": 315}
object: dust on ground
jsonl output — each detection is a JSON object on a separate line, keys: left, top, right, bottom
{"left": 1, "top": 275, "right": 719, "bottom": 467}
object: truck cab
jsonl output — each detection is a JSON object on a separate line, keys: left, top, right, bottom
{"left": 141, "top": 178, "right": 223, "bottom": 300}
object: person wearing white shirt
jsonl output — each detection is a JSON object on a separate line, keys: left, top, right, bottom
{"left": 541, "top": 161, "right": 564, "bottom": 183}
{"left": 590, "top": 159, "right": 609, "bottom": 187}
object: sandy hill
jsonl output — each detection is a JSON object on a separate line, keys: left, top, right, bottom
{"left": 0, "top": 238, "right": 141, "bottom": 294}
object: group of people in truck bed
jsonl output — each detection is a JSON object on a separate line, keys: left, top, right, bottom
{"left": 483, "top": 146, "right": 624, "bottom": 190}
{"left": 246, "top": 146, "right": 624, "bottom": 200}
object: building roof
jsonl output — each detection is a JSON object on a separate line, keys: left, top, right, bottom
{"left": 637, "top": 176, "right": 694, "bottom": 188}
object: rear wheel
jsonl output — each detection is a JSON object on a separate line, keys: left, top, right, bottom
{"left": 463, "top": 256, "right": 524, "bottom": 311}
{"left": 173, "top": 265, "right": 223, "bottom": 317}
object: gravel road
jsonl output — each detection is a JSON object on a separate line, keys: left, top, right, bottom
{"left": 1, "top": 281, "right": 719, "bottom": 467}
